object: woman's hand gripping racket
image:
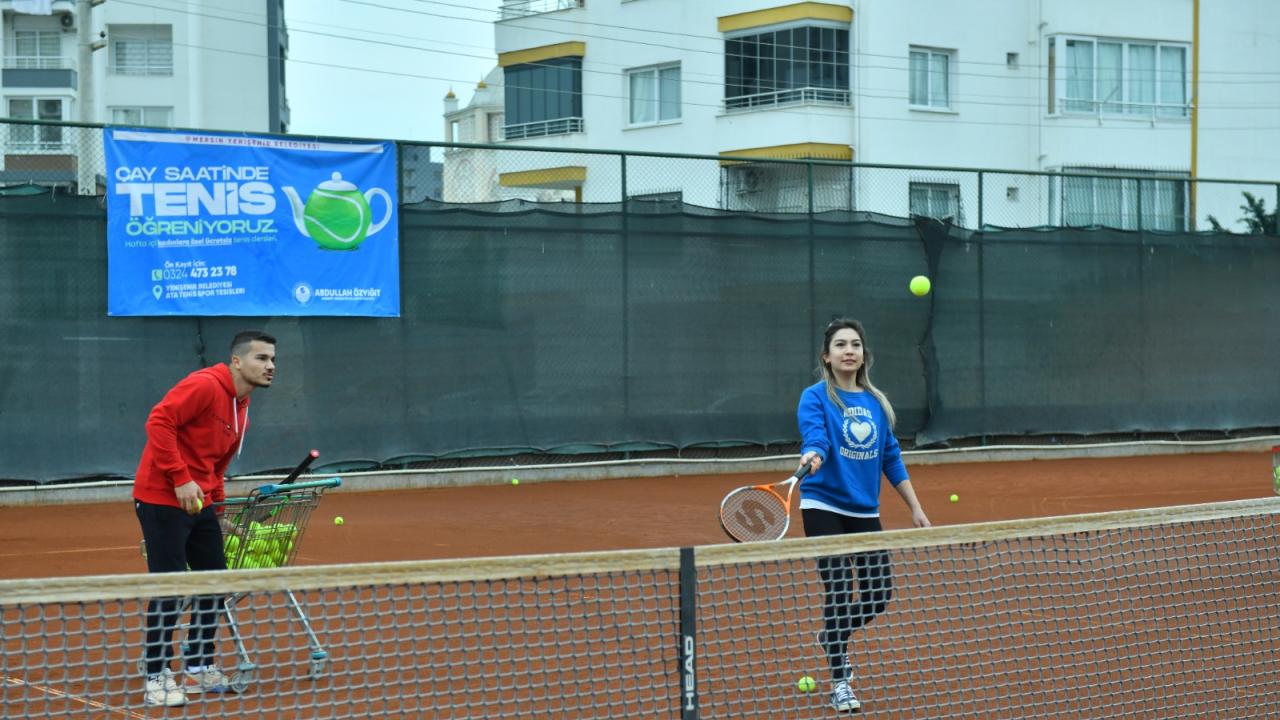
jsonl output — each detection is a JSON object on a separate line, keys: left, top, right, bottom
{"left": 718, "top": 460, "right": 815, "bottom": 542}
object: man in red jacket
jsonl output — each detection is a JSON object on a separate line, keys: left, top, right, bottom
{"left": 133, "top": 330, "right": 276, "bottom": 707}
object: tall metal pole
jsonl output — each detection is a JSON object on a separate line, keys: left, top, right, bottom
{"left": 1189, "top": 0, "right": 1200, "bottom": 230}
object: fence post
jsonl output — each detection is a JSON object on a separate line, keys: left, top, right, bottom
{"left": 1136, "top": 177, "right": 1143, "bottom": 231}
{"left": 807, "top": 161, "right": 815, "bottom": 216}
{"left": 620, "top": 153, "right": 630, "bottom": 429}
{"left": 976, "top": 170, "right": 984, "bottom": 230}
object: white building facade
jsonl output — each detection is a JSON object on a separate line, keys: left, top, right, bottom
{"left": 1, "top": 0, "right": 287, "bottom": 190}
{"left": 470, "top": 0, "right": 1280, "bottom": 229}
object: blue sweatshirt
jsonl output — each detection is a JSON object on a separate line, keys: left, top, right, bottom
{"left": 797, "top": 381, "right": 908, "bottom": 517}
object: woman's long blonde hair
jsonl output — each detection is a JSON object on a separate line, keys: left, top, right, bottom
{"left": 818, "top": 318, "right": 897, "bottom": 428}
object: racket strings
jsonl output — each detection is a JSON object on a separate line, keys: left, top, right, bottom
{"left": 720, "top": 486, "right": 790, "bottom": 542}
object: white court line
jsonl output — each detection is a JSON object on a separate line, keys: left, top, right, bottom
{"left": 3, "top": 675, "right": 148, "bottom": 719}
{"left": 0, "top": 545, "right": 139, "bottom": 559}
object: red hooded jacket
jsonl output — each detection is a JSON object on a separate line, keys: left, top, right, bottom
{"left": 133, "top": 363, "right": 249, "bottom": 510}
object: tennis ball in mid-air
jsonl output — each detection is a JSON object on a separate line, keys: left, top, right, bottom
{"left": 950, "top": 493, "right": 959, "bottom": 503}
{"left": 797, "top": 675, "right": 816, "bottom": 692}
{"left": 334, "top": 516, "right": 345, "bottom": 526}
{"left": 511, "top": 477, "right": 520, "bottom": 486}
{"left": 910, "top": 275, "right": 932, "bottom": 296}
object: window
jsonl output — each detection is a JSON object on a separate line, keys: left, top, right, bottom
{"left": 627, "top": 190, "right": 683, "bottom": 213}
{"left": 627, "top": 64, "right": 681, "bottom": 125}
{"left": 1055, "top": 36, "right": 1188, "bottom": 117}
{"left": 111, "top": 107, "right": 173, "bottom": 127}
{"left": 1059, "top": 168, "right": 1188, "bottom": 230}
{"left": 725, "top": 24, "right": 850, "bottom": 110}
{"left": 11, "top": 30, "right": 62, "bottom": 69}
{"left": 910, "top": 182, "right": 962, "bottom": 224}
{"left": 7, "top": 98, "right": 64, "bottom": 150}
{"left": 503, "top": 57, "right": 583, "bottom": 139}
{"left": 909, "top": 48, "right": 953, "bottom": 109}
{"left": 110, "top": 25, "right": 174, "bottom": 76}
{"left": 449, "top": 120, "right": 461, "bottom": 143}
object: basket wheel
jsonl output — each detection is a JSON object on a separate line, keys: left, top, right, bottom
{"left": 229, "top": 667, "right": 253, "bottom": 694}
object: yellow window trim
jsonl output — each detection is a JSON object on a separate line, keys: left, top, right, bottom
{"left": 498, "top": 41, "right": 587, "bottom": 68}
{"left": 499, "top": 166, "right": 587, "bottom": 188}
{"left": 717, "top": 2, "right": 852, "bottom": 33}
{"left": 719, "top": 143, "right": 853, "bottom": 165}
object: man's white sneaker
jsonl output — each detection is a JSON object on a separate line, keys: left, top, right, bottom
{"left": 143, "top": 670, "right": 186, "bottom": 707}
{"left": 183, "top": 666, "right": 232, "bottom": 694}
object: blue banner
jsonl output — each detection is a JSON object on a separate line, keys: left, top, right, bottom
{"left": 105, "top": 129, "right": 400, "bottom": 316}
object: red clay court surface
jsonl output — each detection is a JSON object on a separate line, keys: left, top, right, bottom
{"left": 0, "top": 450, "right": 1276, "bottom": 719}
{"left": 0, "top": 450, "right": 1273, "bottom": 578}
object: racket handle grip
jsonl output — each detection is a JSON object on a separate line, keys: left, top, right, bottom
{"left": 282, "top": 449, "right": 320, "bottom": 485}
{"left": 794, "top": 458, "right": 815, "bottom": 478}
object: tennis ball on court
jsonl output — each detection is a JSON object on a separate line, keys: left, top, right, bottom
{"left": 334, "top": 516, "right": 345, "bottom": 526}
{"left": 910, "top": 275, "right": 932, "bottom": 296}
{"left": 950, "top": 493, "right": 959, "bottom": 503}
{"left": 797, "top": 675, "right": 816, "bottom": 692}
{"left": 511, "top": 477, "right": 520, "bottom": 486}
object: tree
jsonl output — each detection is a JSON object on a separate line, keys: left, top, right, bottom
{"left": 1206, "top": 191, "right": 1277, "bottom": 234}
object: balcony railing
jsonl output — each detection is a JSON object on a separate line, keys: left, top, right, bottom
{"left": 1056, "top": 97, "right": 1191, "bottom": 119}
{"left": 503, "top": 116, "right": 583, "bottom": 140}
{"left": 500, "top": 0, "right": 583, "bottom": 20}
{"left": 4, "top": 141, "right": 69, "bottom": 153}
{"left": 3, "top": 56, "right": 74, "bottom": 70}
{"left": 724, "top": 87, "right": 852, "bottom": 112}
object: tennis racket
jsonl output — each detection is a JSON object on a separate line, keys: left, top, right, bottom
{"left": 718, "top": 460, "right": 814, "bottom": 543}
{"left": 241, "top": 449, "right": 321, "bottom": 524}
{"left": 282, "top": 449, "right": 320, "bottom": 485}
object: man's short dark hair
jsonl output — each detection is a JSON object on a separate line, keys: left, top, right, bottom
{"left": 230, "top": 330, "right": 276, "bottom": 358}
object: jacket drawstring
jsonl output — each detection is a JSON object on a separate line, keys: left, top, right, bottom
{"left": 234, "top": 396, "right": 248, "bottom": 456}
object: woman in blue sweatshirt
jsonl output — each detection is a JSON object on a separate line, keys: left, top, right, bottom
{"left": 797, "top": 318, "right": 930, "bottom": 713}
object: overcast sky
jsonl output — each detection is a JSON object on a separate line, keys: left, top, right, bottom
{"left": 284, "top": 0, "right": 500, "bottom": 142}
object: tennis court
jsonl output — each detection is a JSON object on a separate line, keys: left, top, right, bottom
{"left": 1, "top": 448, "right": 1277, "bottom": 718}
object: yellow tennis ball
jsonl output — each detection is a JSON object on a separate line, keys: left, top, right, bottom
{"left": 334, "top": 516, "right": 345, "bottom": 526}
{"left": 511, "top": 477, "right": 520, "bottom": 486}
{"left": 193, "top": 497, "right": 203, "bottom": 513}
{"left": 950, "top": 493, "right": 959, "bottom": 503}
{"left": 910, "top": 275, "right": 931, "bottom": 296}
{"left": 797, "top": 675, "right": 816, "bottom": 692}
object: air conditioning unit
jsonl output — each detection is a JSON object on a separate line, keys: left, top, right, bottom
{"left": 60, "top": 14, "right": 75, "bottom": 30}
{"left": 734, "top": 166, "right": 764, "bottom": 194}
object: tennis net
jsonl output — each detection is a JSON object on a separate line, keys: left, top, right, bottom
{"left": 2, "top": 497, "right": 1277, "bottom": 718}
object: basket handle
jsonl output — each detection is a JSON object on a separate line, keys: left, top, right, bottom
{"left": 254, "top": 477, "right": 342, "bottom": 496}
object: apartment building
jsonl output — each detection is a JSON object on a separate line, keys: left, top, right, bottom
{"left": 455, "top": 0, "right": 1280, "bottom": 228}
{"left": 0, "top": 0, "right": 288, "bottom": 190}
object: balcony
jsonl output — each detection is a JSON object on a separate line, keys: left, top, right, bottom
{"left": 724, "top": 87, "right": 851, "bottom": 112}
{"left": 2, "top": 56, "right": 76, "bottom": 88}
{"left": 500, "top": 0, "right": 583, "bottom": 20}
{"left": 503, "top": 116, "right": 583, "bottom": 140}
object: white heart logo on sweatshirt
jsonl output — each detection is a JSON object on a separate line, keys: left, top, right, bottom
{"left": 849, "top": 421, "right": 872, "bottom": 443}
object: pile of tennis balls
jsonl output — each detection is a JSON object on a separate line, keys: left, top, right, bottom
{"left": 224, "top": 520, "right": 298, "bottom": 569}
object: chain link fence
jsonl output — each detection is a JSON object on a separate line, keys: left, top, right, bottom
{"left": 3, "top": 118, "right": 1279, "bottom": 234}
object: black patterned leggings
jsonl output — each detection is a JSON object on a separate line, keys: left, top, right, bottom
{"left": 801, "top": 509, "right": 893, "bottom": 684}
